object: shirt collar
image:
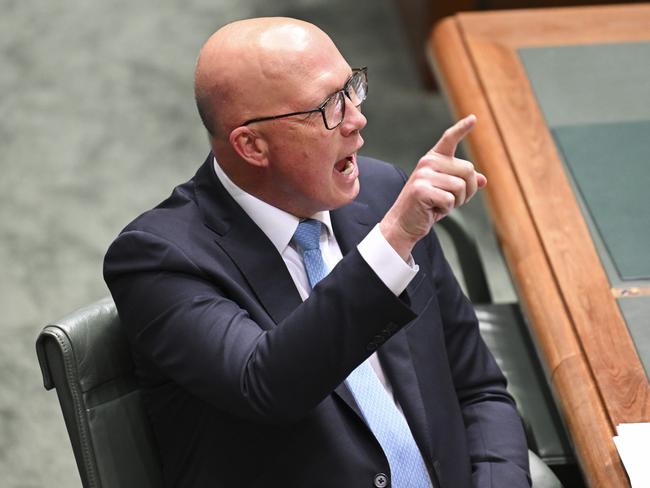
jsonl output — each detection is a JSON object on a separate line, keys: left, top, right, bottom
{"left": 213, "top": 158, "right": 334, "bottom": 254}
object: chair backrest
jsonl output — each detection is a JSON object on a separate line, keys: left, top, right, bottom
{"left": 36, "top": 297, "right": 163, "bottom": 488}
{"left": 437, "top": 212, "right": 493, "bottom": 304}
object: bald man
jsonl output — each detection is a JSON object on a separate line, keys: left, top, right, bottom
{"left": 104, "top": 17, "right": 530, "bottom": 488}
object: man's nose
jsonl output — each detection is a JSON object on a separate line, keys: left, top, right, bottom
{"left": 339, "top": 97, "right": 367, "bottom": 135}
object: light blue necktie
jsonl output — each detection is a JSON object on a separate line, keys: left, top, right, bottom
{"left": 292, "top": 219, "right": 432, "bottom": 488}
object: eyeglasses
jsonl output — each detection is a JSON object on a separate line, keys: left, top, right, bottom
{"left": 242, "top": 67, "right": 368, "bottom": 130}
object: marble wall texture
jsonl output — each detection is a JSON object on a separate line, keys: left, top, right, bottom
{"left": 0, "top": 0, "right": 512, "bottom": 486}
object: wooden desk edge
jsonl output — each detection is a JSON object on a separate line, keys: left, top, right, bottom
{"left": 428, "top": 15, "right": 632, "bottom": 487}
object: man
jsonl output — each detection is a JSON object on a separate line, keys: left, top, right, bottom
{"left": 104, "top": 17, "right": 530, "bottom": 488}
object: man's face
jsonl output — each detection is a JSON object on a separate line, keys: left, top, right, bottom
{"left": 252, "top": 49, "right": 367, "bottom": 217}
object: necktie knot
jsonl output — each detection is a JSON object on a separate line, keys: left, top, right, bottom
{"left": 292, "top": 219, "right": 322, "bottom": 252}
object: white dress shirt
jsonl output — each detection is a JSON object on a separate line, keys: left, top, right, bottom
{"left": 213, "top": 159, "right": 418, "bottom": 404}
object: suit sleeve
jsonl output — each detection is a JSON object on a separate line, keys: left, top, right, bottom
{"left": 104, "top": 229, "right": 415, "bottom": 424}
{"left": 425, "top": 228, "right": 531, "bottom": 487}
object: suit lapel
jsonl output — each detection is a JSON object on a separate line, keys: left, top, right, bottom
{"left": 378, "top": 329, "right": 435, "bottom": 463}
{"left": 330, "top": 199, "right": 373, "bottom": 417}
{"left": 330, "top": 199, "right": 372, "bottom": 254}
{"left": 194, "top": 155, "right": 432, "bottom": 454}
{"left": 194, "top": 157, "right": 374, "bottom": 417}
{"left": 193, "top": 156, "right": 302, "bottom": 326}
{"left": 381, "top": 258, "right": 436, "bottom": 461}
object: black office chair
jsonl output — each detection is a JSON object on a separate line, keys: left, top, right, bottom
{"left": 438, "top": 212, "right": 577, "bottom": 486}
{"left": 37, "top": 295, "right": 563, "bottom": 487}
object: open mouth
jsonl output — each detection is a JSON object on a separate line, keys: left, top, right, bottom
{"left": 335, "top": 155, "right": 355, "bottom": 175}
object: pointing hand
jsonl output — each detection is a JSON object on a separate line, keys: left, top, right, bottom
{"left": 380, "top": 115, "right": 487, "bottom": 261}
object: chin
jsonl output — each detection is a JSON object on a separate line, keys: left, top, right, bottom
{"left": 329, "top": 180, "right": 360, "bottom": 210}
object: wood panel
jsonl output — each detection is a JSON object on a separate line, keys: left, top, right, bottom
{"left": 430, "top": 5, "right": 650, "bottom": 486}
{"left": 465, "top": 31, "right": 648, "bottom": 427}
{"left": 459, "top": 4, "right": 650, "bottom": 45}
{"left": 393, "top": 0, "right": 648, "bottom": 89}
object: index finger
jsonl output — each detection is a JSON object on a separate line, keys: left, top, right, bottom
{"left": 431, "top": 114, "right": 477, "bottom": 157}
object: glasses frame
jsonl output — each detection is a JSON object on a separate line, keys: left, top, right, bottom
{"left": 241, "top": 67, "right": 368, "bottom": 130}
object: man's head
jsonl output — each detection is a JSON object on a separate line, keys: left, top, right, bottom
{"left": 194, "top": 17, "right": 367, "bottom": 218}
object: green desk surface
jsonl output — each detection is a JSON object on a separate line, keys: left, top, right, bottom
{"left": 552, "top": 121, "right": 650, "bottom": 281}
{"left": 518, "top": 42, "right": 650, "bottom": 378}
{"left": 619, "top": 296, "right": 650, "bottom": 378}
{"left": 518, "top": 42, "right": 650, "bottom": 127}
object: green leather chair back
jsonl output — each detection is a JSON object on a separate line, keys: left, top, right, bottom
{"left": 36, "top": 297, "right": 163, "bottom": 488}
{"left": 476, "top": 304, "right": 573, "bottom": 466}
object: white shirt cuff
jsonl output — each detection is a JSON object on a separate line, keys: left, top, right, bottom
{"left": 357, "top": 224, "right": 419, "bottom": 296}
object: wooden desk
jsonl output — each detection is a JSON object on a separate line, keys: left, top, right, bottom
{"left": 393, "top": 0, "right": 647, "bottom": 89}
{"left": 429, "top": 5, "right": 650, "bottom": 487}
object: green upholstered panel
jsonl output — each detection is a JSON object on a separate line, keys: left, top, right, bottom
{"left": 519, "top": 43, "right": 650, "bottom": 127}
{"left": 618, "top": 296, "right": 650, "bottom": 379}
{"left": 551, "top": 121, "right": 650, "bottom": 281}
{"left": 476, "top": 304, "right": 573, "bottom": 464}
{"left": 88, "top": 391, "right": 163, "bottom": 488}
{"left": 36, "top": 298, "right": 164, "bottom": 488}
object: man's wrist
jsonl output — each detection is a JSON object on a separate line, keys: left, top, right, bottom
{"left": 358, "top": 224, "right": 418, "bottom": 296}
{"left": 378, "top": 220, "right": 418, "bottom": 262}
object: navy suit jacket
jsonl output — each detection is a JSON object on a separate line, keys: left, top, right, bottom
{"left": 104, "top": 154, "right": 530, "bottom": 488}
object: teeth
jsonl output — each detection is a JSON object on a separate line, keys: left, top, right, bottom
{"left": 340, "top": 160, "right": 354, "bottom": 175}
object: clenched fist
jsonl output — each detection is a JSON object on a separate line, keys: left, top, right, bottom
{"left": 380, "top": 114, "right": 487, "bottom": 261}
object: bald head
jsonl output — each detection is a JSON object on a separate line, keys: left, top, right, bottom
{"left": 194, "top": 17, "right": 345, "bottom": 139}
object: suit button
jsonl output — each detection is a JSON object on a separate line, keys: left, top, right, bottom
{"left": 374, "top": 472, "right": 388, "bottom": 487}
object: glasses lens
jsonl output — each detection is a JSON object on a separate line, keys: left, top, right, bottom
{"left": 347, "top": 71, "right": 367, "bottom": 107}
{"left": 323, "top": 92, "right": 345, "bottom": 129}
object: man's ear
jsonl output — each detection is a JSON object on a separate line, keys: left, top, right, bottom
{"left": 229, "top": 126, "right": 269, "bottom": 168}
